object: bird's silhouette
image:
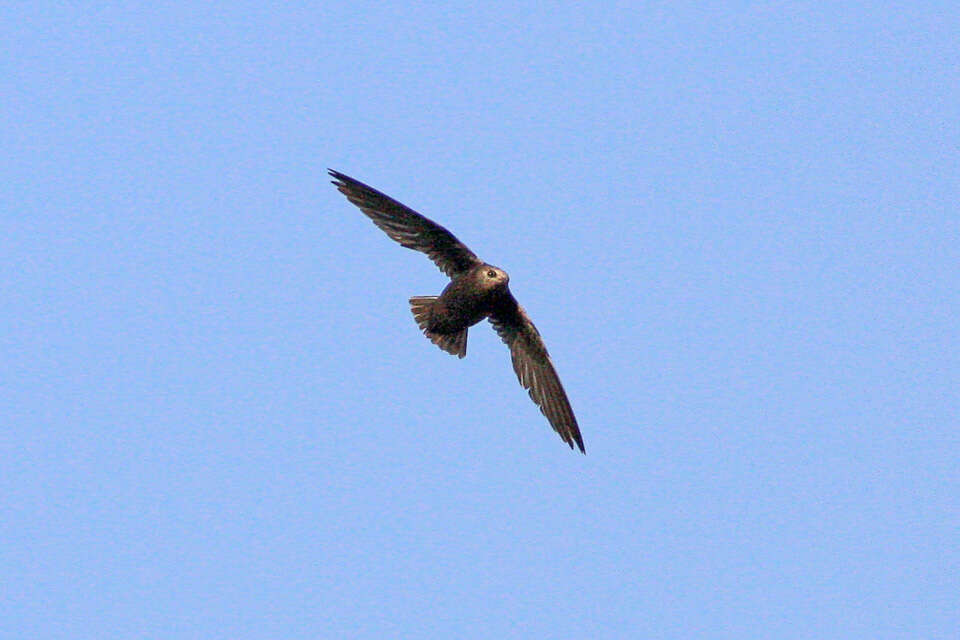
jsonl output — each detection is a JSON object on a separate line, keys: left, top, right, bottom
{"left": 330, "top": 170, "right": 584, "bottom": 453}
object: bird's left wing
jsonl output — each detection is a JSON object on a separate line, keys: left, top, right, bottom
{"left": 330, "top": 170, "right": 482, "bottom": 278}
{"left": 488, "top": 295, "right": 585, "bottom": 453}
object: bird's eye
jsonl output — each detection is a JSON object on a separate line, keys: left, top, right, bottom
{"left": 487, "top": 270, "right": 497, "bottom": 278}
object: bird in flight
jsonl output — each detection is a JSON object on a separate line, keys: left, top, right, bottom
{"left": 330, "top": 170, "right": 584, "bottom": 453}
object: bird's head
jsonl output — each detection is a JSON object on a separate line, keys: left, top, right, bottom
{"left": 477, "top": 264, "right": 509, "bottom": 290}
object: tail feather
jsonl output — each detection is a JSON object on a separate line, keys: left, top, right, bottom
{"left": 409, "top": 296, "right": 468, "bottom": 358}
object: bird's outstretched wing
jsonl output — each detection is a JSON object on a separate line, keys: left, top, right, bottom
{"left": 489, "top": 295, "right": 585, "bottom": 453}
{"left": 330, "top": 170, "right": 482, "bottom": 278}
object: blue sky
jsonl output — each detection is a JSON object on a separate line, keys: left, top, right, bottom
{"left": 3, "top": 2, "right": 958, "bottom": 638}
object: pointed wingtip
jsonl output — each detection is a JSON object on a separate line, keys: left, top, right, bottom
{"left": 562, "top": 433, "right": 586, "bottom": 454}
{"left": 329, "top": 169, "right": 358, "bottom": 191}
{"left": 565, "top": 427, "right": 585, "bottom": 454}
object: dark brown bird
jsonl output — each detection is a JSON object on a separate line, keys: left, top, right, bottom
{"left": 330, "top": 170, "right": 584, "bottom": 453}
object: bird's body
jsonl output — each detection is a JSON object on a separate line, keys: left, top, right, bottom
{"left": 330, "top": 170, "right": 585, "bottom": 453}
{"left": 412, "top": 264, "right": 510, "bottom": 355}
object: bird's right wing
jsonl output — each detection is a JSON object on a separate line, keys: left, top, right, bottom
{"left": 488, "top": 294, "right": 585, "bottom": 453}
{"left": 330, "top": 170, "right": 482, "bottom": 278}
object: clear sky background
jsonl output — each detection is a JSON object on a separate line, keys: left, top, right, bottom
{"left": 3, "top": 3, "right": 958, "bottom": 638}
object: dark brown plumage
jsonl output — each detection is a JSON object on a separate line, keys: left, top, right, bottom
{"left": 330, "top": 169, "right": 584, "bottom": 453}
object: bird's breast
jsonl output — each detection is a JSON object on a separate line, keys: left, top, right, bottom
{"left": 429, "top": 279, "right": 493, "bottom": 333}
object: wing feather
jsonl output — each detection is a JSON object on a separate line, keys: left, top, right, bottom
{"left": 329, "top": 170, "right": 482, "bottom": 278}
{"left": 489, "top": 294, "right": 585, "bottom": 453}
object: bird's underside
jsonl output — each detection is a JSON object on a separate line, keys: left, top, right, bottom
{"left": 409, "top": 295, "right": 469, "bottom": 358}
{"left": 330, "top": 169, "right": 584, "bottom": 453}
